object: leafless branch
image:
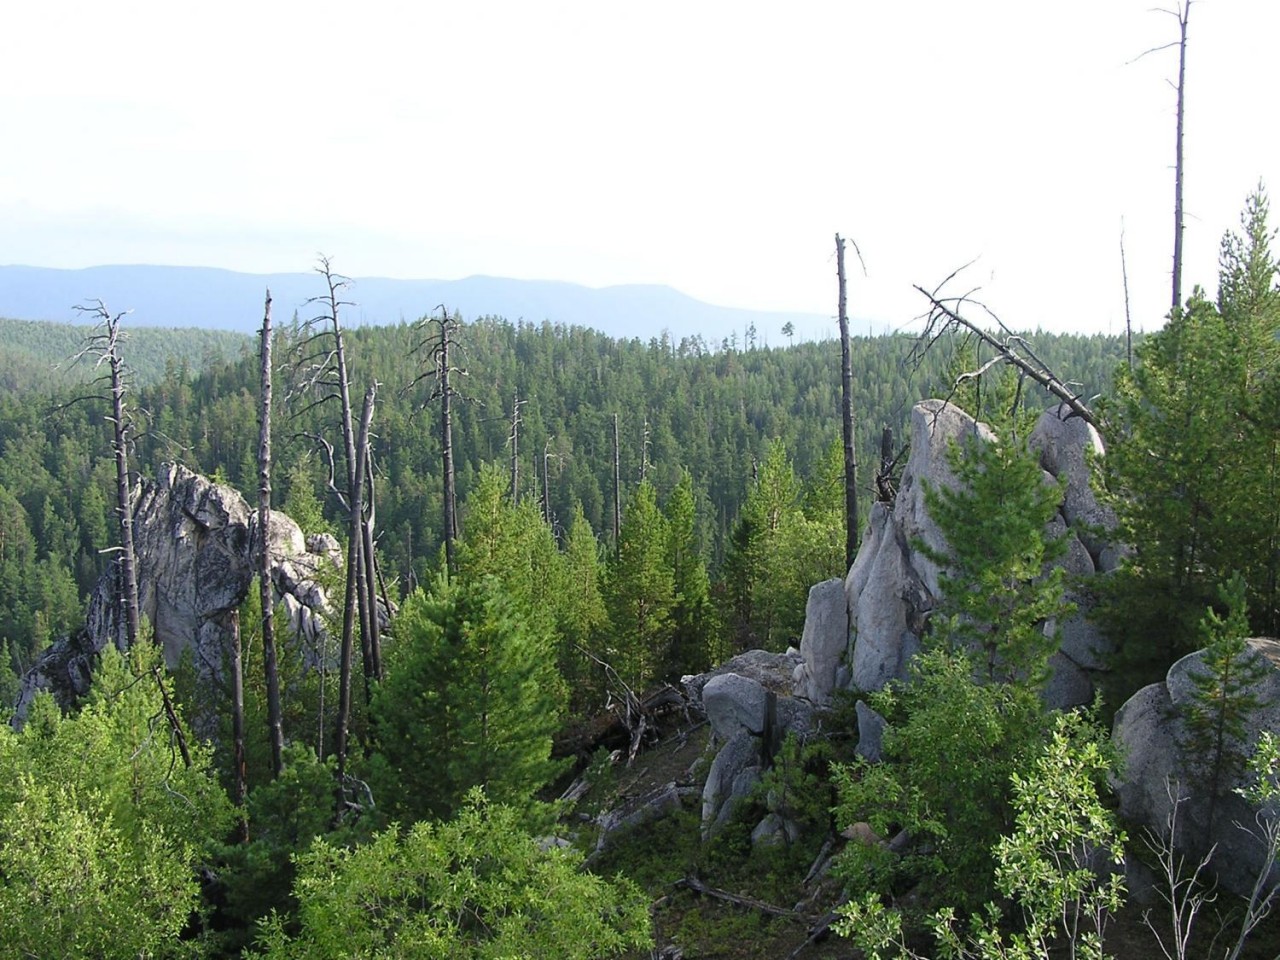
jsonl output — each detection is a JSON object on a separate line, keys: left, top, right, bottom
{"left": 912, "top": 282, "right": 1099, "bottom": 429}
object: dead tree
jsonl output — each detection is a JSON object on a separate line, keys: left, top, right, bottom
{"left": 835, "top": 234, "right": 864, "bottom": 568}
{"left": 507, "top": 390, "right": 528, "bottom": 501}
{"left": 68, "top": 301, "right": 191, "bottom": 768}
{"left": 541, "top": 438, "right": 563, "bottom": 529}
{"left": 334, "top": 385, "right": 375, "bottom": 786}
{"left": 409, "top": 308, "right": 465, "bottom": 575}
{"left": 71, "top": 302, "right": 142, "bottom": 650}
{"left": 612, "top": 413, "right": 622, "bottom": 557}
{"left": 258, "top": 289, "right": 285, "bottom": 779}
{"left": 1133, "top": 1, "right": 1192, "bottom": 313}
{"left": 287, "top": 257, "right": 376, "bottom": 755}
{"left": 1121, "top": 220, "right": 1135, "bottom": 370}
{"left": 1171, "top": 1, "right": 1190, "bottom": 313}
{"left": 639, "top": 418, "right": 651, "bottom": 483}
{"left": 230, "top": 609, "right": 249, "bottom": 842}
{"left": 360, "top": 450, "right": 383, "bottom": 683}
{"left": 911, "top": 280, "right": 1098, "bottom": 429}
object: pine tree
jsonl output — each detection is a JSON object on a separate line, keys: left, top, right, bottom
{"left": 370, "top": 573, "right": 566, "bottom": 823}
{"left": 558, "top": 503, "right": 610, "bottom": 708}
{"left": 604, "top": 480, "right": 674, "bottom": 691}
{"left": 921, "top": 429, "right": 1071, "bottom": 685}
{"left": 665, "top": 471, "right": 717, "bottom": 678}
{"left": 1183, "top": 573, "right": 1270, "bottom": 831}
{"left": 1102, "top": 189, "right": 1280, "bottom": 698}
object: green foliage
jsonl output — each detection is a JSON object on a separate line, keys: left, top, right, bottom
{"left": 721, "top": 439, "right": 845, "bottom": 650}
{"left": 833, "top": 648, "right": 1054, "bottom": 913}
{"left": 666, "top": 469, "right": 720, "bottom": 677}
{"left": 604, "top": 479, "right": 675, "bottom": 690}
{"left": 0, "top": 643, "right": 233, "bottom": 959}
{"left": 559, "top": 502, "right": 611, "bottom": 708}
{"left": 370, "top": 573, "right": 566, "bottom": 823}
{"left": 213, "top": 743, "right": 370, "bottom": 954}
{"left": 457, "top": 461, "right": 563, "bottom": 644}
{"left": 835, "top": 711, "right": 1125, "bottom": 960}
{"left": 1101, "top": 186, "right": 1280, "bottom": 701}
{"left": 0, "top": 639, "right": 19, "bottom": 717}
{"left": 1183, "top": 573, "right": 1270, "bottom": 829}
{"left": 253, "top": 789, "right": 652, "bottom": 959}
{"left": 921, "top": 430, "right": 1070, "bottom": 684}
{"left": 750, "top": 731, "right": 836, "bottom": 841}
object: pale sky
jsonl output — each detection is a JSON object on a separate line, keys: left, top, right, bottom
{"left": 1, "top": 1, "right": 1276, "bottom": 337}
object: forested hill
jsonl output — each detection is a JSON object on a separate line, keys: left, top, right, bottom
{"left": 0, "top": 316, "right": 250, "bottom": 390}
{"left": 0, "top": 264, "right": 837, "bottom": 344}
{"left": 0, "top": 313, "right": 1127, "bottom": 679}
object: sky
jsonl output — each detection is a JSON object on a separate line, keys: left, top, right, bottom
{"left": 1, "top": 1, "right": 1276, "bottom": 338}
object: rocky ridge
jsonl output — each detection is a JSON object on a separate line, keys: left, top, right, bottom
{"left": 15, "top": 463, "right": 340, "bottom": 719}
{"left": 687, "top": 399, "right": 1121, "bottom": 840}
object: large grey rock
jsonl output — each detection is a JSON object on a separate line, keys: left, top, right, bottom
{"left": 835, "top": 400, "right": 1123, "bottom": 708}
{"left": 1029, "top": 405, "right": 1116, "bottom": 558}
{"left": 1043, "top": 651, "right": 1094, "bottom": 710}
{"left": 895, "top": 400, "right": 996, "bottom": 598}
{"left": 595, "top": 781, "right": 698, "bottom": 853}
{"left": 1112, "top": 639, "right": 1280, "bottom": 897}
{"left": 797, "top": 578, "right": 849, "bottom": 704}
{"left": 855, "top": 700, "right": 887, "bottom": 762}
{"left": 702, "top": 730, "right": 763, "bottom": 835}
{"left": 683, "top": 648, "right": 801, "bottom": 704}
{"left": 1045, "top": 515, "right": 1096, "bottom": 578}
{"left": 751, "top": 813, "right": 801, "bottom": 849}
{"left": 703, "top": 673, "right": 769, "bottom": 740}
{"left": 847, "top": 506, "right": 927, "bottom": 692}
{"left": 16, "top": 464, "right": 342, "bottom": 719}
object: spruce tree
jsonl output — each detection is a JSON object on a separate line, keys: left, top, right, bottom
{"left": 370, "top": 573, "right": 565, "bottom": 823}
{"left": 558, "top": 503, "right": 610, "bottom": 707}
{"left": 921, "top": 429, "right": 1071, "bottom": 685}
{"left": 1183, "top": 573, "right": 1270, "bottom": 831}
{"left": 665, "top": 471, "right": 717, "bottom": 678}
{"left": 1102, "top": 187, "right": 1280, "bottom": 695}
{"left": 604, "top": 479, "right": 674, "bottom": 691}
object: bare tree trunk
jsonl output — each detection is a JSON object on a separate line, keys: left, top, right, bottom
{"left": 639, "top": 419, "right": 651, "bottom": 482}
{"left": 440, "top": 320, "right": 458, "bottom": 575}
{"left": 313, "top": 260, "right": 373, "bottom": 714}
{"left": 876, "top": 425, "right": 896, "bottom": 502}
{"left": 230, "top": 609, "right": 249, "bottom": 842}
{"left": 361, "top": 453, "right": 382, "bottom": 682}
{"left": 542, "top": 439, "right": 552, "bottom": 527}
{"left": 1121, "top": 222, "right": 1134, "bottom": 371}
{"left": 508, "top": 390, "right": 524, "bottom": 502}
{"left": 1171, "top": 1, "right": 1189, "bottom": 314}
{"left": 835, "top": 234, "right": 860, "bottom": 569}
{"left": 336, "top": 385, "right": 375, "bottom": 784}
{"left": 914, "top": 286, "right": 1099, "bottom": 428}
{"left": 612, "top": 413, "right": 622, "bottom": 557}
{"left": 108, "top": 339, "right": 141, "bottom": 650}
{"left": 258, "top": 289, "right": 285, "bottom": 779}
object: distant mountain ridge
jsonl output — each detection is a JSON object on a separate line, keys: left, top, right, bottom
{"left": 0, "top": 264, "right": 847, "bottom": 344}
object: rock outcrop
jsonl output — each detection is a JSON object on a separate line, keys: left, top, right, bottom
{"left": 16, "top": 464, "right": 341, "bottom": 719}
{"left": 690, "top": 399, "right": 1122, "bottom": 839}
{"left": 801, "top": 400, "right": 1119, "bottom": 710}
{"left": 1112, "top": 638, "right": 1280, "bottom": 898}
{"left": 685, "top": 649, "right": 808, "bottom": 836}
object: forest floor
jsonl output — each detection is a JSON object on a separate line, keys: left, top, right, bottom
{"left": 562, "top": 711, "right": 1280, "bottom": 960}
{"left": 563, "top": 717, "right": 852, "bottom": 960}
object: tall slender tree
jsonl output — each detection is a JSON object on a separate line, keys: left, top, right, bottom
{"left": 71, "top": 302, "right": 141, "bottom": 650}
{"left": 411, "top": 308, "right": 464, "bottom": 574}
{"left": 258, "top": 288, "right": 285, "bottom": 779}
{"left": 835, "top": 234, "right": 860, "bottom": 569}
{"left": 335, "top": 385, "right": 375, "bottom": 786}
